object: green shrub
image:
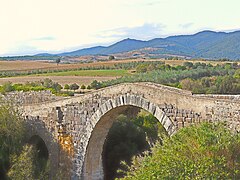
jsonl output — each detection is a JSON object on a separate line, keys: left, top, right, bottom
{"left": 80, "top": 84, "right": 86, "bottom": 89}
{"left": 120, "top": 123, "right": 240, "bottom": 179}
{"left": 1, "top": 82, "right": 15, "bottom": 93}
{"left": 0, "top": 100, "right": 26, "bottom": 179}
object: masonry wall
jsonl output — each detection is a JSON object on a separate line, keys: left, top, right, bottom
{"left": 1, "top": 90, "right": 61, "bottom": 105}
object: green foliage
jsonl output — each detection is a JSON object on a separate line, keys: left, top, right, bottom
{"left": 0, "top": 100, "right": 26, "bottom": 179}
{"left": 120, "top": 123, "right": 240, "bottom": 179}
{"left": 104, "top": 112, "right": 166, "bottom": 180}
{"left": 0, "top": 79, "right": 71, "bottom": 96}
{"left": 136, "top": 64, "right": 148, "bottom": 73}
{"left": 56, "top": 58, "right": 61, "bottom": 65}
{"left": 180, "top": 75, "right": 240, "bottom": 94}
{"left": 109, "top": 55, "right": 115, "bottom": 60}
{"left": 8, "top": 145, "right": 36, "bottom": 180}
{"left": 183, "top": 61, "right": 193, "bottom": 69}
{"left": 90, "top": 80, "right": 102, "bottom": 89}
{"left": 8, "top": 144, "right": 50, "bottom": 180}
{"left": 80, "top": 84, "right": 86, "bottom": 89}
{"left": 234, "top": 69, "right": 240, "bottom": 79}
{"left": 0, "top": 82, "right": 14, "bottom": 94}
{"left": 13, "top": 84, "right": 46, "bottom": 92}
{"left": 0, "top": 100, "right": 50, "bottom": 179}
{"left": 69, "top": 83, "right": 79, "bottom": 91}
{"left": 87, "top": 85, "right": 91, "bottom": 89}
{"left": 92, "top": 62, "right": 239, "bottom": 95}
{"left": 64, "top": 84, "right": 70, "bottom": 90}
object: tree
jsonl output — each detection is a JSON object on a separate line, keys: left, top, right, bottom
{"left": 109, "top": 55, "right": 115, "bottom": 60}
{"left": 80, "top": 84, "right": 86, "bottom": 89}
{"left": 136, "top": 64, "right": 148, "bottom": 73}
{"left": 217, "top": 76, "right": 235, "bottom": 94}
{"left": 56, "top": 58, "right": 61, "bottom": 65}
{"left": 1, "top": 82, "right": 15, "bottom": 93}
{"left": 7, "top": 144, "right": 50, "bottom": 180}
{"left": 8, "top": 145, "right": 35, "bottom": 180}
{"left": 183, "top": 61, "right": 193, "bottom": 69}
{"left": 87, "top": 85, "right": 91, "bottom": 90}
{"left": 0, "top": 100, "right": 26, "bottom": 179}
{"left": 69, "top": 83, "right": 79, "bottom": 91}
{"left": 234, "top": 69, "right": 240, "bottom": 79}
{"left": 104, "top": 112, "right": 166, "bottom": 180}
{"left": 90, "top": 80, "right": 102, "bottom": 90}
{"left": 42, "top": 78, "right": 54, "bottom": 88}
{"left": 121, "top": 123, "right": 240, "bottom": 179}
{"left": 52, "top": 82, "right": 62, "bottom": 92}
{"left": 64, "top": 84, "right": 70, "bottom": 90}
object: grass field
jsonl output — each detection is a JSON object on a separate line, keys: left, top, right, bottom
{"left": 33, "top": 69, "right": 130, "bottom": 77}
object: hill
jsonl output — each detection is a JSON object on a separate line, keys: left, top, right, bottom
{"left": 57, "top": 30, "right": 240, "bottom": 60}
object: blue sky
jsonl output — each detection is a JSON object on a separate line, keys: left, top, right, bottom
{"left": 1, "top": 0, "right": 240, "bottom": 56}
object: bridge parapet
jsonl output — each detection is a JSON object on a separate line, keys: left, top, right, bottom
{"left": 1, "top": 90, "right": 63, "bottom": 105}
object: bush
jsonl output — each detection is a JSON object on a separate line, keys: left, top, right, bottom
{"left": 69, "top": 83, "right": 79, "bottom": 91}
{"left": 8, "top": 145, "right": 36, "bottom": 180}
{"left": 109, "top": 55, "right": 115, "bottom": 60}
{"left": 90, "top": 80, "right": 102, "bottom": 90}
{"left": 120, "top": 123, "right": 240, "bottom": 179}
{"left": 0, "top": 100, "right": 26, "bottom": 179}
{"left": 1, "top": 82, "right": 15, "bottom": 93}
{"left": 64, "top": 84, "right": 70, "bottom": 90}
{"left": 87, "top": 85, "right": 91, "bottom": 89}
{"left": 80, "top": 84, "right": 86, "bottom": 89}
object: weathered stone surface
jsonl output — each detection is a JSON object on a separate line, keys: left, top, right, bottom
{"left": 5, "top": 82, "right": 239, "bottom": 180}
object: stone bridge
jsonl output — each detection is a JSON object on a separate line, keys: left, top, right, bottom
{"left": 14, "top": 82, "right": 240, "bottom": 179}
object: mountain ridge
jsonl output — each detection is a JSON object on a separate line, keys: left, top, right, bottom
{"left": 46, "top": 30, "right": 240, "bottom": 59}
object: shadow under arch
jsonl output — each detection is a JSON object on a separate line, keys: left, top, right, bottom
{"left": 28, "top": 135, "right": 49, "bottom": 161}
{"left": 82, "top": 94, "right": 176, "bottom": 180}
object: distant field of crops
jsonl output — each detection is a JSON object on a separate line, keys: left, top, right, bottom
{"left": 0, "top": 59, "right": 158, "bottom": 71}
{"left": 33, "top": 69, "right": 130, "bottom": 77}
{"left": 0, "top": 59, "right": 231, "bottom": 72}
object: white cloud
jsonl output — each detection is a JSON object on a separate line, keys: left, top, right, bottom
{"left": 97, "top": 23, "right": 165, "bottom": 40}
{"left": 0, "top": 0, "right": 240, "bottom": 55}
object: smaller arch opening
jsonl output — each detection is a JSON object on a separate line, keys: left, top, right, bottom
{"left": 28, "top": 135, "right": 49, "bottom": 177}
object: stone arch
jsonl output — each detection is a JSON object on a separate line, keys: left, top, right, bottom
{"left": 25, "top": 117, "right": 59, "bottom": 179}
{"left": 80, "top": 94, "right": 176, "bottom": 180}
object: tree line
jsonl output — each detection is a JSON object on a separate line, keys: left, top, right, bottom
{"left": 90, "top": 62, "right": 240, "bottom": 94}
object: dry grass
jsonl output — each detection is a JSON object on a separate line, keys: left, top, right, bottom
{"left": 0, "top": 59, "right": 157, "bottom": 72}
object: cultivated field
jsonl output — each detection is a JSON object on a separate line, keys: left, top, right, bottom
{"left": 0, "top": 59, "right": 155, "bottom": 72}
{"left": 0, "top": 59, "right": 232, "bottom": 72}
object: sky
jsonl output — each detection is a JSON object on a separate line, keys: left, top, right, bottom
{"left": 1, "top": 0, "right": 240, "bottom": 56}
